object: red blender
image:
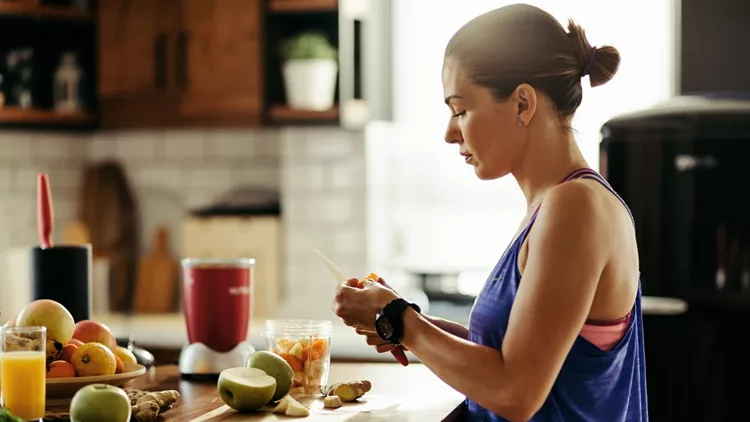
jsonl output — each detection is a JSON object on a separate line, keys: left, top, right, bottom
{"left": 178, "top": 258, "right": 256, "bottom": 379}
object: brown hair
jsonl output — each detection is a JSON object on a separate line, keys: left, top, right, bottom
{"left": 444, "top": 4, "right": 620, "bottom": 122}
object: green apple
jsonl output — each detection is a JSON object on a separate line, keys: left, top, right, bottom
{"left": 217, "top": 367, "right": 277, "bottom": 412}
{"left": 246, "top": 350, "right": 294, "bottom": 402}
{"left": 70, "top": 384, "right": 132, "bottom": 422}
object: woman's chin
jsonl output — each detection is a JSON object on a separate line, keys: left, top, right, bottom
{"left": 474, "top": 164, "right": 505, "bottom": 181}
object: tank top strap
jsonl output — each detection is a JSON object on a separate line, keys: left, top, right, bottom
{"left": 566, "top": 168, "right": 635, "bottom": 227}
{"left": 525, "top": 168, "right": 635, "bottom": 232}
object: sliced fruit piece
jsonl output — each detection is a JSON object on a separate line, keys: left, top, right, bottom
{"left": 310, "top": 339, "right": 328, "bottom": 360}
{"left": 278, "top": 353, "right": 303, "bottom": 372}
{"left": 217, "top": 367, "right": 277, "bottom": 412}
{"left": 273, "top": 395, "right": 294, "bottom": 414}
{"left": 289, "top": 342, "right": 304, "bottom": 360}
{"left": 246, "top": 350, "right": 294, "bottom": 403}
{"left": 285, "top": 400, "right": 310, "bottom": 417}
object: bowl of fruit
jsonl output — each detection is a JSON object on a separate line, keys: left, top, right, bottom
{"left": 2, "top": 299, "right": 146, "bottom": 399}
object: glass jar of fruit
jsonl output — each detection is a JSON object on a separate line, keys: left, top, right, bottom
{"left": 264, "top": 319, "right": 332, "bottom": 395}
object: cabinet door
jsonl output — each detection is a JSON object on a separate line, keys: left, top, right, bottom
{"left": 97, "top": 0, "right": 183, "bottom": 128}
{"left": 178, "top": 0, "right": 263, "bottom": 125}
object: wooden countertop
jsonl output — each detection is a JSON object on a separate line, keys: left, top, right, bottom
{"left": 47, "top": 363, "right": 465, "bottom": 421}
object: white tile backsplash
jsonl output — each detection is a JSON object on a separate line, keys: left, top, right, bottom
{"left": 0, "top": 125, "right": 367, "bottom": 317}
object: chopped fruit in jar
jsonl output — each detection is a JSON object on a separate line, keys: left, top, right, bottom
{"left": 311, "top": 339, "right": 328, "bottom": 360}
{"left": 277, "top": 353, "right": 303, "bottom": 372}
{"left": 275, "top": 339, "right": 293, "bottom": 354}
{"left": 272, "top": 336, "right": 331, "bottom": 394}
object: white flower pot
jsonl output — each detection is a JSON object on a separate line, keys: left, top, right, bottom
{"left": 282, "top": 59, "right": 338, "bottom": 110}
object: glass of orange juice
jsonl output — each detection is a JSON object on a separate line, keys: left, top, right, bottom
{"left": 1, "top": 326, "right": 46, "bottom": 421}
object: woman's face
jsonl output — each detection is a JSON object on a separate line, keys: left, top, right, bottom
{"left": 442, "top": 58, "right": 528, "bottom": 180}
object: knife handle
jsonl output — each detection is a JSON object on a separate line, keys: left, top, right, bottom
{"left": 391, "top": 347, "right": 409, "bottom": 366}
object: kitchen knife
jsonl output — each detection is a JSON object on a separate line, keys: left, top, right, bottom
{"left": 313, "top": 249, "right": 410, "bottom": 366}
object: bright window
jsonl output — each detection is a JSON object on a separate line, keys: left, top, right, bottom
{"left": 368, "top": 0, "right": 675, "bottom": 292}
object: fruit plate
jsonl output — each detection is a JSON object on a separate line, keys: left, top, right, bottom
{"left": 46, "top": 362, "right": 146, "bottom": 400}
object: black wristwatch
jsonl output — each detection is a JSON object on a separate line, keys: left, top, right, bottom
{"left": 375, "top": 298, "right": 421, "bottom": 345}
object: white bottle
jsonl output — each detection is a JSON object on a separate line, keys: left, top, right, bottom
{"left": 54, "top": 52, "right": 82, "bottom": 112}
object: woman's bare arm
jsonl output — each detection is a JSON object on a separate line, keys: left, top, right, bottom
{"left": 378, "top": 182, "right": 611, "bottom": 421}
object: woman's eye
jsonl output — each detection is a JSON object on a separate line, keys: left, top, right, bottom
{"left": 453, "top": 111, "right": 466, "bottom": 118}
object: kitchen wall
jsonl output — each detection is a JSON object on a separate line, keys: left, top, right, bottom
{"left": 0, "top": 127, "right": 368, "bottom": 320}
{"left": 0, "top": 131, "right": 85, "bottom": 249}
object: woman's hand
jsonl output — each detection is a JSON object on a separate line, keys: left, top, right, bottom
{"left": 332, "top": 277, "right": 412, "bottom": 365}
{"left": 332, "top": 277, "right": 399, "bottom": 331}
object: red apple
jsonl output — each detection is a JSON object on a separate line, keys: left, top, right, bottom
{"left": 68, "top": 338, "right": 84, "bottom": 347}
{"left": 16, "top": 299, "right": 75, "bottom": 344}
{"left": 72, "top": 320, "right": 117, "bottom": 352}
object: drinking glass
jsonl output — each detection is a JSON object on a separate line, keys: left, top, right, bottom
{"left": 1, "top": 326, "right": 46, "bottom": 421}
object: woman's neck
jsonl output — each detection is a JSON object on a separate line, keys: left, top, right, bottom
{"left": 511, "top": 120, "right": 589, "bottom": 210}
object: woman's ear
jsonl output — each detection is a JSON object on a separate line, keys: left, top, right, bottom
{"left": 514, "top": 84, "right": 537, "bottom": 127}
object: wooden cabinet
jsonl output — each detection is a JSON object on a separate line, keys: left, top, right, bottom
{"left": 179, "top": 0, "right": 262, "bottom": 126}
{"left": 97, "top": 0, "right": 262, "bottom": 128}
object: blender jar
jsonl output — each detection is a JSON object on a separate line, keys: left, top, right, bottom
{"left": 264, "top": 319, "right": 332, "bottom": 394}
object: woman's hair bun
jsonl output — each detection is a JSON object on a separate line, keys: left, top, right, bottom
{"left": 567, "top": 19, "right": 621, "bottom": 87}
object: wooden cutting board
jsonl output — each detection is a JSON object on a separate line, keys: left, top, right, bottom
{"left": 133, "top": 226, "right": 178, "bottom": 313}
{"left": 190, "top": 394, "right": 403, "bottom": 421}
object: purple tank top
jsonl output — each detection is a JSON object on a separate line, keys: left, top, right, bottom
{"left": 464, "top": 168, "right": 648, "bottom": 421}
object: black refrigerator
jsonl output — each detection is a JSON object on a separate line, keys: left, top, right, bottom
{"left": 600, "top": 96, "right": 750, "bottom": 421}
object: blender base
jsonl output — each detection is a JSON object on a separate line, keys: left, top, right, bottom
{"left": 178, "top": 341, "right": 256, "bottom": 379}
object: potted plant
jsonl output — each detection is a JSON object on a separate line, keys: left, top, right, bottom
{"left": 279, "top": 32, "right": 338, "bottom": 111}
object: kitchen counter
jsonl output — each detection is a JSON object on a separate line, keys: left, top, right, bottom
{"left": 93, "top": 295, "right": 686, "bottom": 362}
{"left": 47, "top": 363, "right": 465, "bottom": 421}
{"left": 92, "top": 313, "right": 408, "bottom": 363}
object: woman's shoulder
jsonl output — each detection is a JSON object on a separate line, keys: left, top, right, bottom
{"left": 539, "top": 178, "right": 610, "bottom": 224}
{"left": 531, "top": 177, "right": 628, "bottom": 257}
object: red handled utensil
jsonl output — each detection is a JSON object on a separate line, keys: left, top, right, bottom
{"left": 37, "top": 173, "right": 54, "bottom": 249}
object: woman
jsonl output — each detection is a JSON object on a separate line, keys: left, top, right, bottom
{"left": 332, "top": 4, "right": 646, "bottom": 422}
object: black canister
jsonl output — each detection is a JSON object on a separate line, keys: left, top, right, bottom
{"left": 30, "top": 244, "right": 92, "bottom": 322}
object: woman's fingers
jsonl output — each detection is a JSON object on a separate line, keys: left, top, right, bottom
{"left": 355, "top": 327, "right": 376, "bottom": 336}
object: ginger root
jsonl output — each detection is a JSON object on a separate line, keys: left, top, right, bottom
{"left": 126, "top": 389, "right": 181, "bottom": 422}
{"left": 131, "top": 401, "right": 159, "bottom": 422}
{"left": 321, "top": 381, "right": 371, "bottom": 402}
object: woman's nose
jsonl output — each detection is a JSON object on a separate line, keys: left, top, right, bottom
{"left": 444, "top": 122, "right": 461, "bottom": 144}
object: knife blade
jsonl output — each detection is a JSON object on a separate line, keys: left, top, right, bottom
{"left": 314, "top": 249, "right": 411, "bottom": 366}
{"left": 314, "top": 249, "right": 348, "bottom": 283}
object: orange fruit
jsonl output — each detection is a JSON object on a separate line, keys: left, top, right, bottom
{"left": 358, "top": 273, "right": 378, "bottom": 288}
{"left": 47, "top": 360, "right": 75, "bottom": 378}
{"left": 60, "top": 343, "right": 78, "bottom": 362}
{"left": 114, "top": 355, "right": 124, "bottom": 374}
{"left": 70, "top": 342, "right": 117, "bottom": 377}
{"left": 115, "top": 346, "right": 137, "bottom": 365}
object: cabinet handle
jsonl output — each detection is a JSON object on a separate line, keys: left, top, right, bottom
{"left": 176, "top": 31, "right": 189, "bottom": 89}
{"left": 154, "top": 33, "right": 167, "bottom": 90}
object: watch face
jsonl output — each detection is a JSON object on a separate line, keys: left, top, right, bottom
{"left": 377, "top": 318, "right": 394, "bottom": 339}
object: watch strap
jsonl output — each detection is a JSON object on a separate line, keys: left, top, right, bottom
{"left": 378, "top": 298, "right": 421, "bottom": 344}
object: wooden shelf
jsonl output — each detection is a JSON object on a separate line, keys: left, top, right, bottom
{"left": 268, "top": 104, "right": 339, "bottom": 123}
{"left": 0, "top": 107, "right": 94, "bottom": 125}
{"left": 268, "top": 0, "right": 337, "bottom": 13}
{"left": 0, "top": 2, "right": 92, "bottom": 21}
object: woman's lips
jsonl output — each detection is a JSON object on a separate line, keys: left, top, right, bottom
{"left": 464, "top": 155, "right": 473, "bottom": 164}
